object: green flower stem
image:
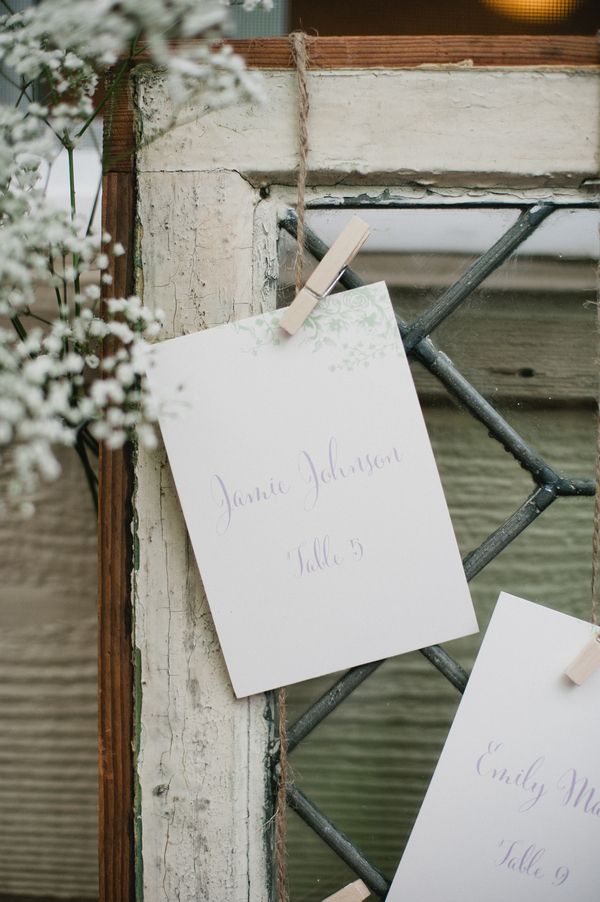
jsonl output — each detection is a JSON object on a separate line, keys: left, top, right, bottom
{"left": 74, "top": 433, "right": 98, "bottom": 513}
{"left": 2, "top": 72, "right": 33, "bottom": 105}
{"left": 85, "top": 129, "right": 103, "bottom": 236}
{"left": 67, "top": 143, "right": 76, "bottom": 220}
{"left": 2, "top": 71, "right": 23, "bottom": 92}
{"left": 41, "top": 63, "right": 60, "bottom": 107}
{"left": 86, "top": 174, "right": 102, "bottom": 237}
{"left": 48, "top": 255, "right": 64, "bottom": 311}
{"left": 24, "top": 309, "right": 52, "bottom": 326}
{"left": 64, "top": 143, "right": 84, "bottom": 315}
{"left": 58, "top": 252, "right": 69, "bottom": 363}
{"left": 75, "top": 29, "right": 141, "bottom": 146}
{"left": 80, "top": 425, "right": 99, "bottom": 457}
{"left": 16, "top": 78, "right": 33, "bottom": 106}
{"left": 60, "top": 254, "right": 68, "bottom": 318}
{"left": 10, "top": 314, "right": 27, "bottom": 342}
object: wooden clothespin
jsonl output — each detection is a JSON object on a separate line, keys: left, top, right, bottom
{"left": 565, "top": 632, "right": 600, "bottom": 685}
{"left": 280, "top": 216, "right": 370, "bottom": 336}
{"left": 321, "top": 878, "right": 371, "bottom": 902}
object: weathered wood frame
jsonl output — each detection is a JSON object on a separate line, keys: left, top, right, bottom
{"left": 99, "top": 36, "right": 600, "bottom": 902}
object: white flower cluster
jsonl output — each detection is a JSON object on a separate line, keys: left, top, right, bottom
{"left": 0, "top": 244, "right": 164, "bottom": 515}
{"left": 0, "top": 109, "right": 94, "bottom": 315}
{"left": 0, "top": 0, "right": 270, "bottom": 125}
{"left": 0, "top": 13, "right": 97, "bottom": 134}
{"left": 0, "top": 0, "right": 274, "bottom": 512}
{"left": 0, "top": 103, "right": 163, "bottom": 512}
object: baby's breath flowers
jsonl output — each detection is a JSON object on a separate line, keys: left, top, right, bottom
{"left": 0, "top": 0, "right": 271, "bottom": 122}
{"left": 0, "top": 0, "right": 273, "bottom": 513}
{"left": 0, "top": 233, "right": 165, "bottom": 515}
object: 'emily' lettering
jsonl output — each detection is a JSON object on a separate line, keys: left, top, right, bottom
{"left": 476, "top": 741, "right": 547, "bottom": 812}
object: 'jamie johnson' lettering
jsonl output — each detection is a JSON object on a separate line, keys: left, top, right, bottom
{"left": 210, "top": 435, "right": 404, "bottom": 532}
{"left": 211, "top": 473, "right": 290, "bottom": 535}
{"left": 298, "top": 436, "right": 403, "bottom": 511}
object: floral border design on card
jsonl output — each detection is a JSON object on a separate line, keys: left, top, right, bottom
{"left": 233, "top": 284, "right": 401, "bottom": 371}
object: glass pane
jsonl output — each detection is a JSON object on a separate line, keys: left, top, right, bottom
{"left": 280, "top": 201, "right": 598, "bottom": 901}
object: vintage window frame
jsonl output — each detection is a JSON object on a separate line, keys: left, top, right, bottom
{"left": 100, "top": 35, "right": 600, "bottom": 902}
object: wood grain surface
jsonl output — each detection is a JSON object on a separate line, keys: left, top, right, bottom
{"left": 130, "top": 35, "right": 600, "bottom": 68}
{"left": 103, "top": 63, "right": 135, "bottom": 174}
{"left": 225, "top": 35, "right": 600, "bottom": 68}
{"left": 98, "top": 166, "right": 136, "bottom": 902}
{"left": 112, "top": 36, "right": 600, "bottom": 168}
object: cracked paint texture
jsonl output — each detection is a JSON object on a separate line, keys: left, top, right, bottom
{"left": 137, "top": 68, "right": 600, "bottom": 189}
{"left": 134, "top": 164, "right": 273, "bottom": 901}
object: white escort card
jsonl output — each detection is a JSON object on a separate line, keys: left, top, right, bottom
{"left": 388, "top": 592, "right": 600, "bottom": 902}
{"left": 145, "top": 282, "right": 477, "bottom": 697}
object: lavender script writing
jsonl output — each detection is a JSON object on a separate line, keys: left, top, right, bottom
{"left": 558, "top": 768, "right": 600, "bottom": 817}
{"left": 288, "top": 535, "right": 364, "bottom": 577}
{"left": 299, "top": 437, "right": 403, "bottom": 511}
{"left": 476, "top": 741, "right": 547, "bottom": 812}
{"left": 211, "top": 473, "right": 290, "bottom": 535}
{"left": 476, "top": 740, "right": 600, "bottom": 820}
{"left": 210, "top": 435, "right": 404, "bottom": 533}
{"left": 496, "top": 840, "right": 569, "bottom": 887}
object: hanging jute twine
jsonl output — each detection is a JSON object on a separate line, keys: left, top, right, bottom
{"left": 274, "top": 32, "right": 311, "bottom": 902}
{"left": 291, "top": 31, "right": 310, "bottom": 295}
{"left": 275, "top": 685, "right": 290, "bottom": 902}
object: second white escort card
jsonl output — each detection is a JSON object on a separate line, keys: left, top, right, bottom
{"left": 388, "top": 592, "right": 600, "bottom": 901}
{"left": 145, "top": 282, "right": 477, "bottom": 696}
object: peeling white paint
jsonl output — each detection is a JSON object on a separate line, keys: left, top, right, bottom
{"left": 137, "top": 68, "right": 600, "bottom": 188}
{"left": 134, "top": 170, "right": 273, "bottom": 901}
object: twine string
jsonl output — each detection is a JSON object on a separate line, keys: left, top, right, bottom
{"left": 275, "top": 686, "right": 289, "bottom": 902}
{"left": 274, "top": 32, "right": 311, "bottom": 902}
{"left": 291, "top": 31, "right": 310, "bottom": 296}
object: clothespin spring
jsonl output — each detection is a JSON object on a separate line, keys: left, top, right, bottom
{"left": 304, "top": 264, "right": 348, "bottom": 302}
{"left": 280, "top": 216, "right": 369, "bottom": 336}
